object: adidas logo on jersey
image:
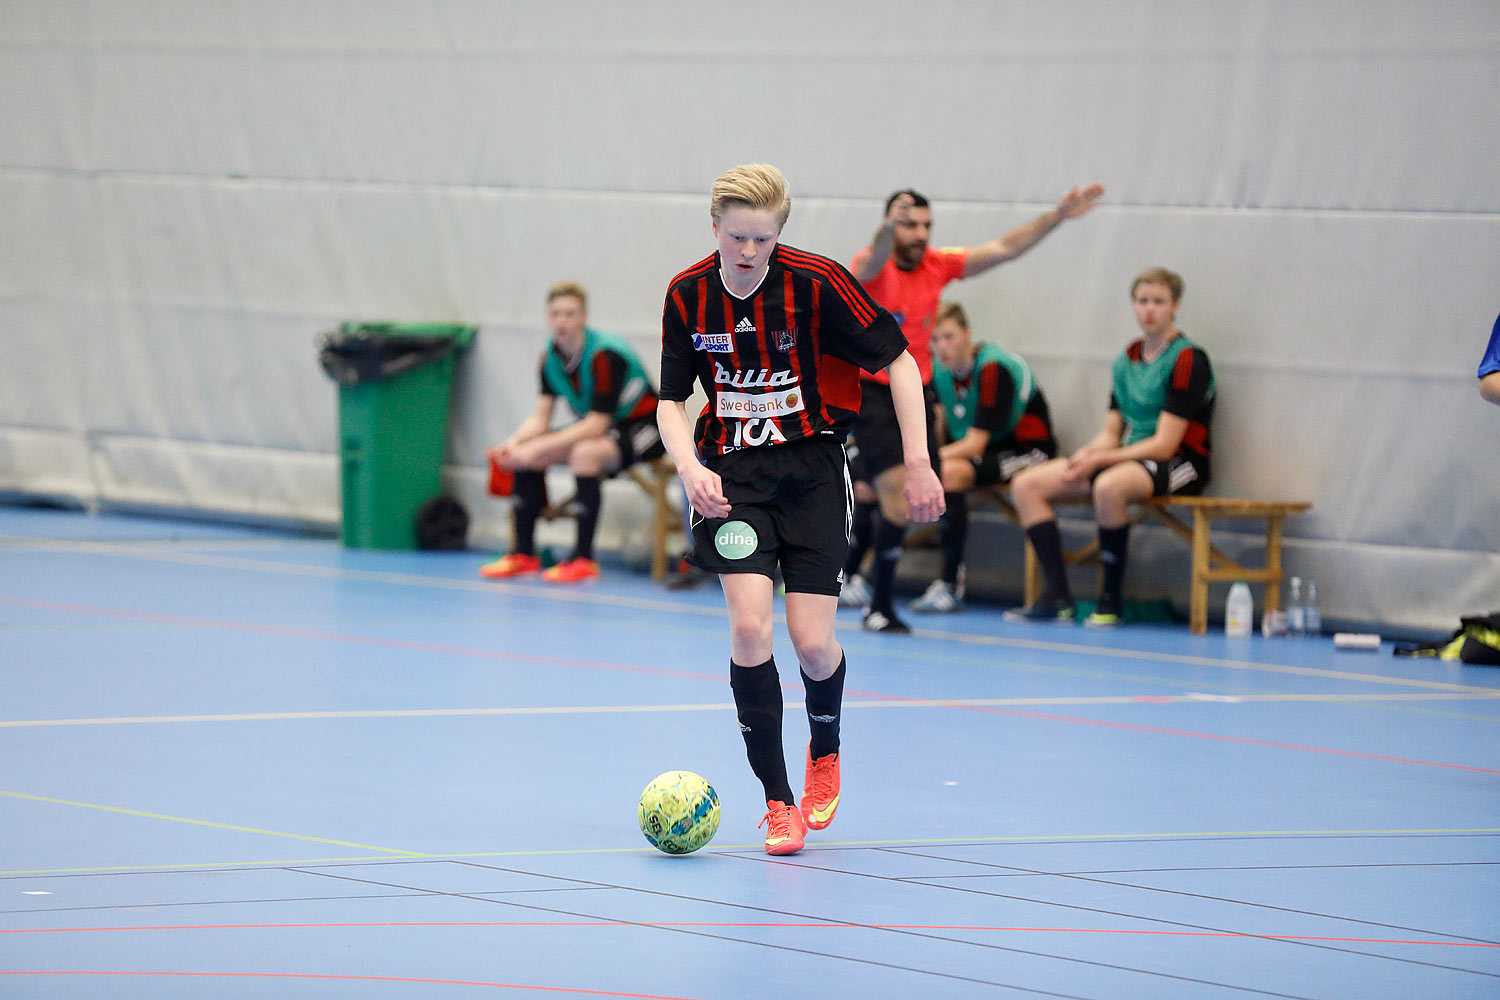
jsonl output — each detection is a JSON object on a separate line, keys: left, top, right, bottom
{"left": 735, "top": 317, "right": 756, "bottom": 334}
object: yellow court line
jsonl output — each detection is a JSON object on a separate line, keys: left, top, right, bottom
{"left": 912, "top": 623, "right": 1499, "bottom": 694}
{"left": 3, "top": 691, "right": 1499, "bottom": 730}
{"left": 0, "top": 791, "right": 425, "bottom": 857}
{"left": 16, "top": 538, "right": 1500, "bottom": 698}
{"left": 5, "top": 827, "right": 1498, "bottom": 877}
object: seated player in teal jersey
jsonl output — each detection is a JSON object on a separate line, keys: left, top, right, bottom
{"left": 911, "top": 302, "right": 1057, "bottom": 613}
{"left": 481, "top": 281, "right": 665, "bottom": 584}
{"left": 1008, "top": 268, "right": 1215, "bottom": 626}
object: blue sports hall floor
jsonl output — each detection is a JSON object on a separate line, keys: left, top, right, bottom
{"left": 2, "top": 504, "right": 1497, "bottom": 999}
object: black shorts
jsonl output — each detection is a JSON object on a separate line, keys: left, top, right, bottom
{"left": 848, "top": 380, "right": 940, "bottom": 484}
{"left": 608, "top": 416, "right": 666, "bottom": 471}
{"left": 685, "top": 434, "right": 851, "bottom": 596}
{"left": 972, "top": 444, "right": 1056, "bottom": 486}
{"left": 1136, "top": 454, "right": 1210, "bottom": 496}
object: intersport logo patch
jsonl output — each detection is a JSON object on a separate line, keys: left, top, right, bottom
{"left": 693, "top": 332, "right": 734, "bottom": 353}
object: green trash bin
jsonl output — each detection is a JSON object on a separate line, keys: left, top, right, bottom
{"left": 318, "top": 322, "right": 477, "bottom": 550}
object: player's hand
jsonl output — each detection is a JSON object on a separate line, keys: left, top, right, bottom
{"left": 885, "top": 192, "right": 916, "bottom": 228}
{"left": 1056, "top": 183, "right": 1104, "bottom": 220}
{"left": 508, "top": 441, "right": 541, "bottom": 469}
{"left": 487, "top": 442, "right": 518, "bottom": 469}
{"left": 903, "top": 463, "right": 946, "bottom": 523}
{"left": 1063, "top": 449, "right": 1104, "bottom": 481}
{"left": 681, "top": 463, "right": 731, "bottom": 519}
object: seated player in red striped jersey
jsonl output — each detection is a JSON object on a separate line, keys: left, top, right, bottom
{"left": 656, "top": 164, "right": 944, "bottom": 855}
{"left": 480, "top": 282, "right": 665, "bottom": 584}
{"left": 1008, "top": 268, "right": 1216, "bottom": 627}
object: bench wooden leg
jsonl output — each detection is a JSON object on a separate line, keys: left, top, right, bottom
{"left": 1190, "top": 509, "right": 1210, "bottom": 634}
{"left": 1024, "top": 540, "right": 1042, "bottom": 606}
{"left": 1264, "top": 515, "right": 1284, "bottom": 613}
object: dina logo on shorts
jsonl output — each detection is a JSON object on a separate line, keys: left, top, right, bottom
{"left": 714, "top": 520, "right": 758, "bottom": 560}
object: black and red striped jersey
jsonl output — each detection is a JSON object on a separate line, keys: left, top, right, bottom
{"left": 660, "top": 244, "right": 907, "bottom": 456}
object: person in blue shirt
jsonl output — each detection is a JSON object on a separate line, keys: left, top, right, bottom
{"left": 1480, "top": 313, "right": 1500, "bottom": 406}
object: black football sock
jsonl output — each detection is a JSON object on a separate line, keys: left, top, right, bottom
{"left": 801, "top": 654, "right": 846, "bottom": 760}
{"left": 511, "top": 471, "right": 545, "bottom": 556}
{"left": 572, "top": 476, "right": 602, "bottom": 561}
{"left": 730, "top": 657, "right": 794, "bottom": 806}
{"left": 844, "top": 501, "right": 877, "bottom": 578}
{"left": 868, "top": 516, "right": 906, "bottom": 615}
{"left": 1097, "top": 524, "right": 1130, "bottom": 612}
{"left": 1025, "top": 519, "right": 1072, "bottom": 604}
{"left": 939, "top": 492, "right": 968, "bottom": 586}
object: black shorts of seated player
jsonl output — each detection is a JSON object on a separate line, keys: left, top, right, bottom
{"left": 972, "top": 444, "right": 1056, "bottom": 487}
{"left": 685, "top": 434, "right": 851, "bottom": 596}
{"left": 847, "top": 380, "right": 940, "bottom": 485}
{"left": 608, "top": 415, "right": 667, "bottom": 469}
{"left": 1101, "top": 453, "right": 1209, "bottom": 497}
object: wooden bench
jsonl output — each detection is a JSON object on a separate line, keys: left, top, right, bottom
{"left": 962, "top": 486, "right": 1310, "bottom": 634}
{"left": 537, "top": 455, "right": 683, "bottom": 581}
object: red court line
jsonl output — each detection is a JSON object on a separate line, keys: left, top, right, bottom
{"left": 0, "top": 970, "right": 697, "bottom": 998}
{"left": 4, "top": 921, "right": 1495, "bottom": 948}
{"left": 950, "top": 704, "right": 1500, "bottom": 775}
{"left": 0, "top": 596, "right": 724, "bottom": 685}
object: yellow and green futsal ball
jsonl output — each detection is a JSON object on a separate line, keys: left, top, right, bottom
{"left": 638, "top": 770, "right": 721, "bottom": 855}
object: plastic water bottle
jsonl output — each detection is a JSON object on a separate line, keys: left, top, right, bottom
{"left": 1304, "top": 579, "right": 1321, "bottom": 636}
{"left": 1225, "top": 581, "right": 1253, "bottom": 637}
{"left": 1287, "top": 577, "right": 1305, "bottom": 637}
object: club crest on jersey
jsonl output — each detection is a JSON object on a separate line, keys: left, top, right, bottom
{"left": 774, "top": 328, "right": 796, "bottom": 352}
{"left": 713, "top": 361, "right": 796, "bottom": 389}
{"left": 693, "top": 332, "right": 734, "bottom": 353}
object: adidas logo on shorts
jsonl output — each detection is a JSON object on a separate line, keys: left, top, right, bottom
{"left": 735, "top": 317, "right": 756, "bottom": 334}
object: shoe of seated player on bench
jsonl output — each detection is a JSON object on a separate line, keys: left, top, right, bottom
{"left": 664, "top": 558, "right": 706, "bottom": 590}
{"left": 479, "top": 552, "right": 541, "bottom": 579}
{"left": 1084, "top": 599, "right": 1123, "bottom": 628}
{"left": 838, "top": 573, "right": 872, "bottom": 609}
{"left": 910, "top": 579, "right": 963, "bottom": 614}
{"left": 1003, "top": 598, "right": 1076, "bottom": 623}
{"left": 862, "top": 608, "right": 911, "bottom": 634}
{"left": 541, "top": 557, "right": 600, "bottom": 583}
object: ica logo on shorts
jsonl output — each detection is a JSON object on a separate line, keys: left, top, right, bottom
{"left": 714, "top": 521, "right": 758, "bottom": 560}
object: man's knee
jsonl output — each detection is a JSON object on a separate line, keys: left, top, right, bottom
{"left": 1010, "top": 463, "right": 1050, "bottom": 502}
{"left": 568, "top": 438, "right": 616, "bottom": 477}
{"left": 940, "top": 461, "right": 974, "bottom": 494}
{"left": 1091, "top": 464, "right": 1151, "bottom": 521}
{"left": 874, "top": 467, "right": 909, "bottom": 523}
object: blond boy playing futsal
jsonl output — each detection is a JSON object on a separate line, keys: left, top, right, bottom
{"left": 656, "top": 164, "right": 943, "bottom": 855}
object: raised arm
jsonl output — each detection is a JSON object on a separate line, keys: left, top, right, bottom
{"left": 963, "top": 183, "right": 1104, "bottom": 278}
{"left": 853, "top": 193, "right": 917, "bottom": 283}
